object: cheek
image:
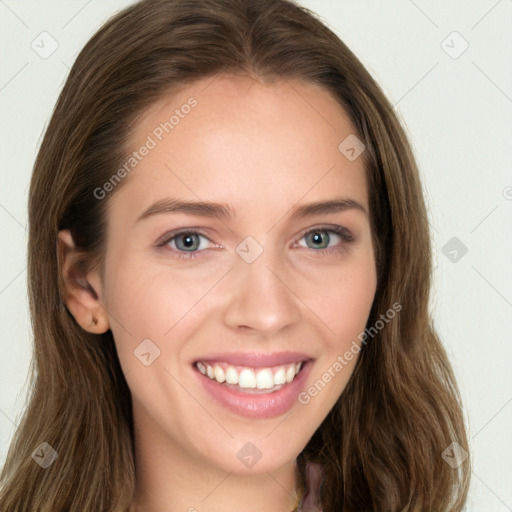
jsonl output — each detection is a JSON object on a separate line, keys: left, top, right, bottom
{"left": 102, "top": 250, "right": 220, "bottom": 359}
{"left": 301, "top": 251, "right": 377, "bottom": 348}
{"left": 297, "top": 254, "right": 376, "bottom": 414}
{"left": 103, "top": 241, "right": 180, "bottom": 327}
{"left": 100, "top": 249, "right": 169, "bottom": 370}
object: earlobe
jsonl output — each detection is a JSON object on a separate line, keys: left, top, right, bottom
{"left": 57, "top": 229, "right": 110, "bottom": 334}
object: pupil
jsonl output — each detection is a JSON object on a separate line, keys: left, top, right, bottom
{"left": 182, "top": 235, "right": 196, "bottom": 249}
{"left": 311, "top": 231, "right": 327, "bottom": 248}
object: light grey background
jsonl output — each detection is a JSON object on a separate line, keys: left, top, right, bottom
{"left": 1, "top": 1, "right": 511, "bottom": 510}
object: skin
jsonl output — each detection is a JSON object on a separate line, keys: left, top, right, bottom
{"left": 59, "top": 74, "right": 377, "bottom": 512}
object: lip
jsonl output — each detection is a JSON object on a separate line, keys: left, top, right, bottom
{"left": 193, "top": 358, "right": 314, "bottom": 419}
{"left": 193, "top": 351, "right": 311, "bottom": 368}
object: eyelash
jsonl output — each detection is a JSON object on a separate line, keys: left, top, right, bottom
{"left": 156, "top": 225, "right": 355, "bottom": 260}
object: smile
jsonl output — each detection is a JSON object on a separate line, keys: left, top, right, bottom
{"left": 195, "top": 361, "right": 303, "bottom": 392}
{"left": 192, "top": 353, "right": 314, "bottom": 418}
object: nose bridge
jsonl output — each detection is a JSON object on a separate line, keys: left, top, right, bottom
{"left": 222, "top": 235, "right": 301, "bottom": 333}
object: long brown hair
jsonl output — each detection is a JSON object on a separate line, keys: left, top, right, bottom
{"left": 0, "top": 0, "right": 471, "bottom": 510}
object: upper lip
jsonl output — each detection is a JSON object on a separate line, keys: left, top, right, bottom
{"left": 193, "top": 351, "right": 313, "bottom": 368}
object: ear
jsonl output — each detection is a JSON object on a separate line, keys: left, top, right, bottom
{"left": 57, "top": 229, "right": 110, "bottom": 334}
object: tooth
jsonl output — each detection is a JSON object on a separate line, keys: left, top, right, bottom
{"left": 213, "top": 364, "right": 225, "bottom": 383}
{"left": 225, "top": 366, "right": 239, "bottom": 384}
{"left": 285, "top": 365, "right": 295, "bottom": 383}
{"left": 200, "top": 360, "right": 304, "bottom": 388}
{"left": 256, "top": 368, "right": 274, "bottom": 389}
{"left": 238, "top": 368, "right": 256, "bottom": 388}
{"left": 274, "top": 367, "right": 286, "bottom": 385}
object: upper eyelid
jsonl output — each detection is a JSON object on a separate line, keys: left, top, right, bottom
{"left": 155, "top": 228, "right": 218, "bottom": 248}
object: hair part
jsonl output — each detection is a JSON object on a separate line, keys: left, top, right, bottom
{"left": 0, "top": 0, "right": 470, "bottom": 510}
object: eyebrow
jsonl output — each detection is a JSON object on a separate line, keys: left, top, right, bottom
{"left": 135, "top": 196, "right": 367, "bottom": 223}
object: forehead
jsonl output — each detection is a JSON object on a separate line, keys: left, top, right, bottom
{"left": 112, "top": 74, "right": 368, "bottom": 221}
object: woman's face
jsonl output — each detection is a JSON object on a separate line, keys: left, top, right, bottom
{"left": 94, "top": 74, "right": 376, "bottom": 476}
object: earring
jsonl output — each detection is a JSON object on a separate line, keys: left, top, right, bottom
{"left": 90, "top": 316, "right": 98, "bottom": 327}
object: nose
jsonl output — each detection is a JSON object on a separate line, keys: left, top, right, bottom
{"left": 222, "top": 243, "right": 301, "bottom": 335}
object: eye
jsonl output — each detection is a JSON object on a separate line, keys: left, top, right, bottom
{"left": 295, "top": 226, "right": 355, "bottom": 256}
{"left": 156, "top": 230, "right": 217, "bottom": 260}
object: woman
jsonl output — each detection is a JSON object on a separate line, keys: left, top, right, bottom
{"left": 0, "top": 0, "right": 471, "bottom": 510}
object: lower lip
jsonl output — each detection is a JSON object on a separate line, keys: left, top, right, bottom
{"left": 194, "top": 360, "right": 313, "bottom": 419}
